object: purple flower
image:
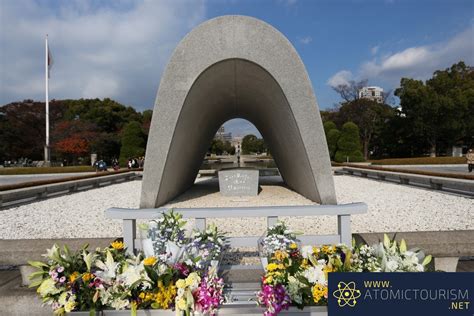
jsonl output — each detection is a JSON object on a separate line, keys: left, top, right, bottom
{"left": 257, "top": 282, "right": 291, "bottom": 316}
{"left": 174, "top": 262, "right": 190, "bottom": 277}
{"left": 57, "top": 266, "right": 65, "bottom": 273}
{"left": 196, "top": 276, "right": 224, "bottom": 316}
{"left": 59, "top": 276, "right": 66, "bottom": 283}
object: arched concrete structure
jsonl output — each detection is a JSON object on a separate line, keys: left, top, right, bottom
{"left": 141, "top": 15, "right": 337, "bottom": 207}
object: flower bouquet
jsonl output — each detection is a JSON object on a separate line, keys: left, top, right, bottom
{"left": 257, "top": 220, "right": 433, "bottom": 315}
{"left": 258, "top": 221, "right": 300, "bottom": 270}
{"left": 182, "top": 223, "right": 228, "bottom": 274}
{"left": 139, "top": 209, "right": 188, "bottom": 264}
{"left": 29, "top": 210, "right": 227, "bottom": 316}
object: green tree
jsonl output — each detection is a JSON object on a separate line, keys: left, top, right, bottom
{"left": 323, "top": 121, "right": 337, "bottom": 135}
{"left": 395, "top": 61, "right": 474, "bottom": 156}
{"left": 242, "top": 134, "right": 258, "bottom": 154}
{"left": 242, "top": 134, "right": 266, "bottom": 154}
{"left": 210, "top": 139, "right": 225, "bottom": 155}
{"left": 119, "top": 121, "right": 146, "bottom": 165}
{"left": 327, "top": 129, "right": 341, "bottom": 160}
{"left": 337, "top": 99, "right": 395, "bottom": 159}
{"left": 335, "top": 122, "right": 364, "bottom": 163}
{"left": 323, "top": 121, "right": 340, "bottom": 160}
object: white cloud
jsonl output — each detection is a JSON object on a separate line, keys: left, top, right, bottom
{"left": 0, "top": 0, "right": 206, "bottom": 110}
{"left": 327, "top": 70, "right": 353, "bottom": 88}
{"left": 360, "top": 27, "right": 473, "bottom": 82}
{"left": 327, "top": 27, "right": 474, "bottom": 90}
{"left": 298, "top": 36, "right": 312, "bottom": 45}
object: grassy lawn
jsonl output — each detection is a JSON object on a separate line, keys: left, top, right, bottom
{"left": 0, "top": 166, "right": 95, "bottom": 175}
{"left": 369, "top": 157, "right": 466, "bottom": 165}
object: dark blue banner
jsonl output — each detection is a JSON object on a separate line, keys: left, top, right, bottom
{"left": 328, "top": 273, "right": 473, "bottom": 315}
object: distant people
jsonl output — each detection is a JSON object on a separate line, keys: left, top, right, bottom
{"left": 112, "top": 158, "right": 119, "bottom": 171}
{"left": 127, "top": 158, "right": 133, "bottom": 169}
{"left": 95, "top": 160, "right": 107, "bottom": 172}
{"left": 467, "top": 149, "right": 474, "bottom": 173}
{"left": 132, "top": 158, "right": 139, "bottom": 168}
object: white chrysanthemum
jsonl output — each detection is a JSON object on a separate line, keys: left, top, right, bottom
{"left": 111, "top": 298, "right": 129, "bottom": 310}
{"left": 385, "top": 259, "right": 399, "bottom": 272}
{"left": 303, "top": 265, "right": 326, "bottom": 285}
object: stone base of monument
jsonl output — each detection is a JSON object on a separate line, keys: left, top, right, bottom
{"left": 218, "top": 168, "right": 259, "bottom": 197}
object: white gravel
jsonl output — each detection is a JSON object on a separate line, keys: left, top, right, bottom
{"left": 1, "top": 176, "right": 472, "bottom": 240}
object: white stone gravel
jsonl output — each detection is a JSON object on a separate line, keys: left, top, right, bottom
{"left": 0, "top": 176, "right": 472, "bottom": 240}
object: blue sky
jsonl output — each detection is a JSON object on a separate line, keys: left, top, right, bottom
{"left": 1, "top": 0, "right": 473, "bottom": 136}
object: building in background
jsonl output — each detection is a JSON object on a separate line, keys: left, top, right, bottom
{"left": 215, "top": 125, "right": 232, "bottom": 142}
{"left": 359, "top": 86, "right": 384, "bottom": 103}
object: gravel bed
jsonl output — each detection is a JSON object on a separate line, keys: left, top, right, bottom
{"left": 1, "top": 176, "right": 472, "bottom": 241}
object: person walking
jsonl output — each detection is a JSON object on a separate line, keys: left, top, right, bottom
{"left": 467, "top": 149, "right": 474, "bottom": 172}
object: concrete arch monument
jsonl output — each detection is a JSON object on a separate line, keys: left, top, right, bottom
{"left": 141, "top": 15, "right": 337, "bottom": 207}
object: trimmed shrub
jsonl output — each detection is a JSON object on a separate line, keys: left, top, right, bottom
{"left": 335, "top": 122, "right": 364, "bottom": 163}
{"left": 323, "top": 121, "right": 337, "bottom": 135}
{"left": 327, "top": 129, "right": 341, "bottom": 160}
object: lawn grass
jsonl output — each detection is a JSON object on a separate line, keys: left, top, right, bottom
{"left": 369, "top": 156, "right": 466, "bottom": 165}
{"left": 0, "top": 166, "right": 95, "bottom": 175}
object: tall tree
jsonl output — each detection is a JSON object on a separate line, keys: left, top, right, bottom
{"left": 119, "top": 121, "right": 146, "bottom": 165}
{"left": 395, "top": 61, "right": 473, "bottom": 156}
{"left": 52, "top": 120, "right": 98, "bottom": 164}
{"left": 335, "top": 122, "right": 364, "bottom": 163}
{"left": 241, "top": 134, "right": 266, "bottom": 154}
{"left": 338, "top": 99, "right": 395, "bottom": 159}
{"left": 323, "top": 121, "right": 340, "bottom": 160}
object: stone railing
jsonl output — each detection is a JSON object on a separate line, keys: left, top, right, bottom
{"left": 105, "top": 202, "right": 368, "bottom": 255}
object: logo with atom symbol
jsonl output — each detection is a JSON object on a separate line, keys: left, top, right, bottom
{"left": 333, "top": 281, "right": 361, "bottom": 307}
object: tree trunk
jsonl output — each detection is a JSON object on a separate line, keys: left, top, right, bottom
{"left": 363, "top": 139, "right": 369, "bottom": 160}
{"left": 429, "top": 143, "right": 436, "bottom": 157}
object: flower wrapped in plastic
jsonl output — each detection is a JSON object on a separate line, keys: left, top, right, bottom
{"left": 182, "top": 223, "right": 228, "bottom": 273}
{"left": 139, "top": 209, "right": 188, "bottom": 264}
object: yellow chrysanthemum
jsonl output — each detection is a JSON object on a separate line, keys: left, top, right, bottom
{"left": 266, "top": 263, "right": 278, "bottom": 272}
{"left": 111, "top": 241, "right": 124, "bottom": 250}
{"left": 69, "top": 271, "right": 80, "bottom": 283}
{"left": 321, "top": 245, "right": 335, "bottom": 254}
{"left": 143, "top": 256, "right": 157, "bottom": 266}
{"left": 312, "top": 284, "right": 328, "bottom": 303}
{"left": 289, "top": 243, "right": 298, "bottom": 249}
{"left": 312, "top": 246, "right": 320, "bottom": 254}
{"left": 82, "top": 272, "right": 94, "bottom": 282}
{"left": 273, "top": 250, "right": 289, "bottom": 261}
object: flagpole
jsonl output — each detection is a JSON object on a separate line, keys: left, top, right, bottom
{"left": 44, "top": 34, "right": 50, "bottom": 164}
